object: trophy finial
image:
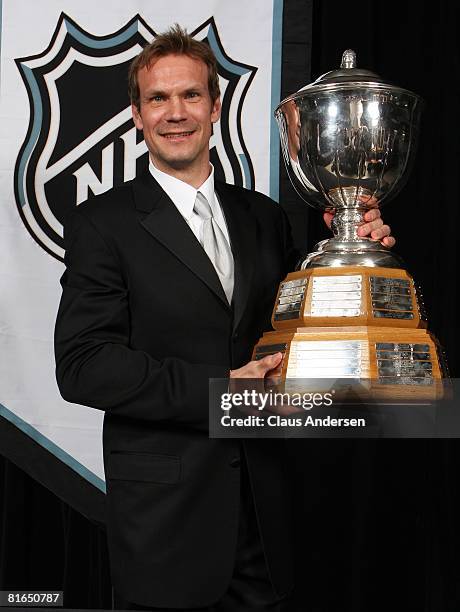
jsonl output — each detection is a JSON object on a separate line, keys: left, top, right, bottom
{"left": 341, "top": 49, "right": 356, "bottom": 69}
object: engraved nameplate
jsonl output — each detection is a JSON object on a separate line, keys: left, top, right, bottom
{"left": 377, "top": 349, "right": 430, "bottom": 361}
{"left": 370, "top": 278, "right": 411, "bottom": 291}
{"left": 375, "top": 342, "right": 433, "bottom": 385}
{"left": 286, "top": 340, "right": 364, "bottom": 378}
{"left": 274, "top": 278, "right": 308, "bottom": 321}
{"left": 312, "top": 292, "right": 363, "bottom": 301}
{"left": 370, "top": 276, "right": 414, "bottom": 320}
{"left": 279, "top": 295, "right": 304, "bottom": 305}
{"left": 311, "top": 307, "right": 361, "bottom": 317}
{"left": 311, "top": 275, "right": 362, "bottom": 317}
{"left": 372, "top": 295, "right": 413, "bottom": 310}
{"left": 373, "top": 311, "right": 414, "bottom": 320}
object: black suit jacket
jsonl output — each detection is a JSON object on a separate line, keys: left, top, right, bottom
{"left": 54, "top": 170, "right": 297, "bottom": 607}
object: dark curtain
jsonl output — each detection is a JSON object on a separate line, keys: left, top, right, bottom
{"left": 0, "top": 460, "right": 112, "bottom": 609}
{"left": 2, "top": 1, "right": 460, "bottom": 611}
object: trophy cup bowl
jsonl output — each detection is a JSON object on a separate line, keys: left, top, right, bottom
{"left": 252, "top": 50, "right": 446, "bottom": 401}
{"left": 276, "top": 49, "right": 423, "bottom": 269}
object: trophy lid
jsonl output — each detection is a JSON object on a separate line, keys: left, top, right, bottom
{"left": 277, "top": 49, "right": 421, "bottom": 107}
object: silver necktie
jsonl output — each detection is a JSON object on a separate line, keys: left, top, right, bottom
{"left": 194, "top": 191, "right": 234, "bottom": 304}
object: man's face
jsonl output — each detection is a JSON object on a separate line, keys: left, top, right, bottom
{"left": 132, "top": 54, "right": 221, "bottom": 177}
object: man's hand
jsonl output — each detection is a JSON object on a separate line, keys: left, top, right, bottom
{"left": 323, "top": 197, "right": 395, "bottom": 248}
{"left": 230, "top": 352, "right": 283, "bottom": 379}
{"left": 229, "top": 352, "right": 301, "bottom": 416}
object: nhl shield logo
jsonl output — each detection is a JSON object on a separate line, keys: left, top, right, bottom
{"left": 14, "top": 13, "right": 256, "bottom": 261}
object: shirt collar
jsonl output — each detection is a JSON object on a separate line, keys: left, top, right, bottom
{"left": 149, "top": 160, "right": 216, "bottom": 220}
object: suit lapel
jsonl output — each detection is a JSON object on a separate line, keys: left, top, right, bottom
{"left": 216, "top": 182, "right": 257, "bottom": 333}
{"left": 132, "top": 170, "right": 229, "bottom": 308}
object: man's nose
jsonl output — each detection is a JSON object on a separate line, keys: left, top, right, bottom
{"left": 166, "top": 96, "right": 186, "bottom": 121}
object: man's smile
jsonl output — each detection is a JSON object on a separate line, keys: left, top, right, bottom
{"left": 161, "top": 130, "right": 196, "bottom": 140}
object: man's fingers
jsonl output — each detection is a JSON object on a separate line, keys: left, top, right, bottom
{"left": 370, "top": 224, "right": 391, "bottom": 240}
{"left": 256, "top": 352, "right": 283, "bottom": 376}
{"left": 230, "top": 352, "right": 283, "bottom": 379}
{"left": 381, "top": 235, "right": 396, "bottom": 248}
{"left": 357, "top": 219, "right": 389, "bottom": 237}
{"left": 357, "top": 222, "right": 395, "bottom": 248}
{"left": 359, "top": 195, "right": 379, "bottom": 208}
{"left": 357, "top": 220, "right": 380, "bottom": 236}
{"left": 322, "top": 198, "right": 394, "bottom": 248}
{"left": 323, "top": 211, "right": 335, "bottom": 229}
{"left": 362, "top": 207, "right": 381, "bottom": 222}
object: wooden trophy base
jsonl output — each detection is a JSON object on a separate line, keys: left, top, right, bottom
{"left": 253, "top": 266, "right": 446, "bottom": 401}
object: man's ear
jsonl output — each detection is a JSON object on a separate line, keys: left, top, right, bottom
{"left": 211, "top": 97, "right": 221, "bottom": 124}
{"left": 132, "top": 103, "right": 143, "bottom": 130}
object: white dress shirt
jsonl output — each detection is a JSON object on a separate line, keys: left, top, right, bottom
{"left": 149, "top": 161, "right": 234, "bottom": 299}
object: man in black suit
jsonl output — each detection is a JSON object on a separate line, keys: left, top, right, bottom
{"left": 54, "top": 26, "right": 393, "bottom": 611}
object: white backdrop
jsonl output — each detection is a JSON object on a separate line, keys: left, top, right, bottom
{"left": 0, "top": 0, "right": 283, "bottom": 490}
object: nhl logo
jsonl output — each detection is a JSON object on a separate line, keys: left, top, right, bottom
{"left": 14, "top": 13, "right": 256, "bottom": 261}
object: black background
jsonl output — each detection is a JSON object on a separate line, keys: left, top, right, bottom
{"left": 2, "top": 1, "right": 460, "bottom": 610}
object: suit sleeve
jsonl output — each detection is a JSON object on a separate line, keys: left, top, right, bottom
{"left": 278, "top": 203, "right": 301, "bottom": 273}
{"left": 54, "top": 208, "right": 228, "bottom": 430}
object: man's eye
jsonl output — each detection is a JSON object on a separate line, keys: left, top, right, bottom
{"left": 151, "top": 95, "right": 164, "bottom": 102}
{"left": 186, "top": 92, "right": 200, "bottom": 99}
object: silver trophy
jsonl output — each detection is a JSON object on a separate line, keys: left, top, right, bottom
{"left": 253, "top": 50, "right": 447, "bottom": 397}
{"left": 276, "top": 49, "right": 422, "bottom": 269}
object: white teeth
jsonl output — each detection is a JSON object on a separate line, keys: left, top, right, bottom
{"left": 163, "top": 132, "right": 193, "bottom": 138}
